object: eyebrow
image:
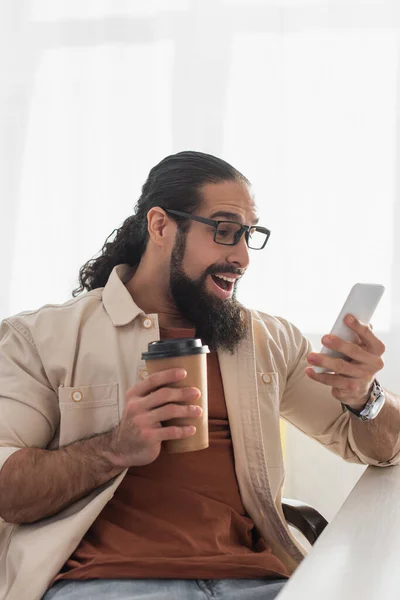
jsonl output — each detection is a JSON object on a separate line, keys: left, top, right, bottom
{"left": 209, "top": 211, "right": 260, "bottom": 225}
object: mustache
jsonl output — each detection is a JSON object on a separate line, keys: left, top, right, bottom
{"left": 206, "top": 265, "right": 246, "bottom": 277}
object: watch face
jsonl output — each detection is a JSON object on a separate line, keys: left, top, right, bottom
{"left": 371, "top": 380, "right": 384, "bottom": 400}
{"left": 361, "top": 392, "right": 385, "bottom": 420}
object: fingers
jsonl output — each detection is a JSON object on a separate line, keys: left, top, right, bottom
{"left": 143, "top": 385, "right": 201, "bottom": 411}
{"left": 307, "top": 349, "right": 383, "bottom": 378}
{"left": 307, "top": 324, "right": 385, "bottom": 376}
{"left": 153, "top": 424, "right": 197, "bottom": 443}
{"left": 305, "top": 367, "right": 374, "bottom": 408}
{"left": 148, "top": 402, "right": 202, "bottom": 425}
{"left": 129, "top": 368, "right": 188, "bottom": 398}
{"left": 344, "top": 314, "right": 385, "bottom": 355}
{"left": 305, "top": 369, "right": 363, "bottom": 394}
{"left": 320, "top": 335, "right": 374, "bottom": 364}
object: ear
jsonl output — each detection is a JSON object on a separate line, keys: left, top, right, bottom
{"left": 147, "top": 207, "right": 175, "bottom": 247}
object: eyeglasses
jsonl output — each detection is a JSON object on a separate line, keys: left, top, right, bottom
{"left": 165, "top": 209, "right": 271, "bottom": 250}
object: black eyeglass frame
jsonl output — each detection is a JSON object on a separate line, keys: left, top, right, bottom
{"left": 165, "top": 209, "right": 271, "bottom": 250}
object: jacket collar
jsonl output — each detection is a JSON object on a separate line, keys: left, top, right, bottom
{"left": 102, "top": 264, "right": 144, "bottom": 326}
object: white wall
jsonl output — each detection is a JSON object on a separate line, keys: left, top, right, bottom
{"left": 1, "top": 0, "right": 399, "bottom": 518}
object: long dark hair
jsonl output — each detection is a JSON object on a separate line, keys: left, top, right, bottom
{"left": 72, "top": 150, "right": 249, "bottom": 296}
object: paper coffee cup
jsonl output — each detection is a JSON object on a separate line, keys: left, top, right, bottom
{"left": 141, "top": 338, "right": 209, "bottom": 453}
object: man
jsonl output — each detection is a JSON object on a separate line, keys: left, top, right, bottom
{"left": 0, "top": 151, "right": 399, "bottom": 600}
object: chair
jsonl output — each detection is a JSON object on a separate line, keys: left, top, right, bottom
{"left": 281, "top": 498, "right": 328, "bottom": 545}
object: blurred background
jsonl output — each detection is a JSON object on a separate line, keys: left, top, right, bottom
{"left": 1, "top": 0, "right": 399, "bottom": 522}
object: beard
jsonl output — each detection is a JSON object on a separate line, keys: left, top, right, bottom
{"left": 169, "top": 231, "right": 248, "bottom": 353}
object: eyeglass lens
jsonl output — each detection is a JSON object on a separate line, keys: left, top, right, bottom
{"left": 215, "top": 222, "right": 267, "bottom": 249}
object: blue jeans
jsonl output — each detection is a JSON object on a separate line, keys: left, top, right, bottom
{"left": 42, "top": 578, "right": 287, "bottom": 599}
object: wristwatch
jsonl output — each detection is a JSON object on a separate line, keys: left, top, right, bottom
{"left": 343, "top": 379, "right": 386, "bottom": 421}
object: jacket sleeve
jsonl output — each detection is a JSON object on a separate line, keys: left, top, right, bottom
{"left": 278, "top": 317, "right": 400, "bottom": 467}
{"left": 0, "top": 318, "right": 59, "bottom": 473}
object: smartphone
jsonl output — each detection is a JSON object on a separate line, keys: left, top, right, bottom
{"left": 313, "top": 283, "right": 385, "bottom": 374}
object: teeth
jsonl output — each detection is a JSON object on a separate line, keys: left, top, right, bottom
{"left": 215, "top": 275, "right": 236, "bottom": 283}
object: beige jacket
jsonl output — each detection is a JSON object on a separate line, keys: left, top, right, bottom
{"left": 1, "top": 264, "right": 399, "bottom": 600}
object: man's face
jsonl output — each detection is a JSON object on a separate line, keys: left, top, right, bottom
{"left": 169, "top": 180, "right": 259, "bottom": 352}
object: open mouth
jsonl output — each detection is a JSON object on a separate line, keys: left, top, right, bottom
{"left": 210, "top": 274, "right": 235, "bottom": 294}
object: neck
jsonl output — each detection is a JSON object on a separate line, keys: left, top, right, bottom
{"left": 126, "top": 256, "right": 193, "bottom": 330}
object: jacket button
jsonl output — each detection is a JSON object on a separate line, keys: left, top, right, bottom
{"left": 71, "top": 390, "right": 83, "bottom": 402}
{"left": 143, "top": 318, "right": 153, "bottom": 329}
{"left": 262, "top": 374, "right": 271, "bottom": 384}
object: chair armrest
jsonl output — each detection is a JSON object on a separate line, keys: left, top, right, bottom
{"left": 282, "top": 498, "right": 328, "bottom": 546}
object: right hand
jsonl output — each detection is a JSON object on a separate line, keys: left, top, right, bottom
{"left": 105, "top": 368, "right": 201, "bottom": 468}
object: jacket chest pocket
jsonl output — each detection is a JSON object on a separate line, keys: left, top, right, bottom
{"left": 58, "top": 383, "right": 119, "bottom": 447}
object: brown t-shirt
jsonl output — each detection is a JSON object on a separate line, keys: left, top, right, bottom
{"left": 55, "top": 327, "right": 289, "bottom": 581}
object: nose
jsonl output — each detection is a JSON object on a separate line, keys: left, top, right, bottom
{"left": 225, "top": 234, "right": 250, "bottom": 270}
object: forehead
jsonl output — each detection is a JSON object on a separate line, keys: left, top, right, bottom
{"left": 198, "top": 180, "right": 258, "bottom": 224}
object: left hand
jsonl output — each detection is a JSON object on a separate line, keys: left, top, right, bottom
{"left": 305, "top": 314, "right": 385, "bottom": 411}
